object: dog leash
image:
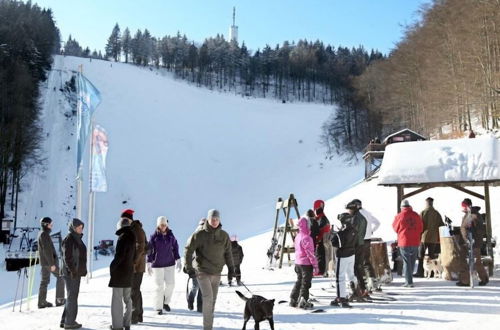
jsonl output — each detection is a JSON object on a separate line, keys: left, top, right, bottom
{"left": 240, "top": 281, "right": 253, "bottom": 295}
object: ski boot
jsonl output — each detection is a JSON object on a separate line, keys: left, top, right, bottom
{"left": 298, "top": 297, "right": 314, "bottom": 309}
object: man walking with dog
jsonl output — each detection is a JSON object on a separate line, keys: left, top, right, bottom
{"left": 184, "top": 209, "right": 233, "bottom": 330}
{"left": 415, "top": 197, "right": 444, "bottom": 277}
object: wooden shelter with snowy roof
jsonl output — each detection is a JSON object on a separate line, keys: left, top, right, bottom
{"left": 363, "top": 128, "right": 426, "bottom": 178}
{"left": 378, "top": 135, "right": 500, "bottom": 274}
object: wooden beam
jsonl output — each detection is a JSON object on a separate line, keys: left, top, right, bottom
{"left": 402, "top": 184, "right": 434, "bottom": 200}
{"left": 397, "top": 186, "right": 403, "bottom": 213}
{"left": 447, "top": 183, "right": 485, "bottom": 200}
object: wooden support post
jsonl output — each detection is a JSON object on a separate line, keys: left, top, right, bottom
{"left": 484, "top": 183, "right": 494, "bottom": 275}
{"left": 396, "top": 185, "right": 404, "bottom": 213}
{"left": 279, "top": 200, "right": 292, "bottom": 269}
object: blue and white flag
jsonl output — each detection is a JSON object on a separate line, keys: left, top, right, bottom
{"left": 76, "top": 72, "right": 101, "bottom": 174}
{"left": 90, "top": 125, "right": 108, "bottom": 192}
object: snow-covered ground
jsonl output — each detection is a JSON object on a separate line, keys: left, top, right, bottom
{"left": 1, "top": 231, "right": 499, "bottom": 329}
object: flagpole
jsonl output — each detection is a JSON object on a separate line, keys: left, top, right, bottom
{"left": 87, "top": 121, "right": 96, "bottom": 282}
{"left": 76, "top": 65, "right": 83, "bottom": 221}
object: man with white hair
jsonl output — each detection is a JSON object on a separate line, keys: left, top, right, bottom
{"left": 184, "top": 209, "right": 233, "bottom": 330}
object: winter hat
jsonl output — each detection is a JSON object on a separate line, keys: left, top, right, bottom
{"left": 207, "top": 209, "right": 220, "bottom": 220}
{"left": 400, "top": 199, "right": 411, "bottom": 208}
{"left": 121, "top": 209, "right": 135, "bottom": 220}
{"left": 116, "top": 218, "right": 131, "bottom": 230}
{"left": 313, "top": 200, "right": 325, "bottom": 211}
{"left": 306, "top": 209, "right": 316, "bottom": 218}
{"left": 352, "top": 199, "right": 362, "bottom": 209}
{"left": 462, "top": 198, "right": 472, "bottom": 207}
{"left": 40, "top": 217, "right": 53, "bottom": 227}
{"left": 345, "top": 200, "right": 358, "bottom": 210}
{"left": 70, "top": 218, "right": 84, "bottom": 231}
{"left": 337, "top": 212, "right": 352, "bottom": 225}
{"left": 157, "top": 216, "right": 168, "bottom": 227}
{"left": 425, "top": 197, "right": 434, "bottom": 203}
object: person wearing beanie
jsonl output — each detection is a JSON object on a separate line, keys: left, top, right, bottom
{"left": 184, "top": 209, "right": 233, "bottom": 330}
{"left": 313, "top": 200, "right": 331, "bottom": 277}
{"left": 37, "top": 217, "right": 65, "bottom": 309}
{"left": 109, "top": 217, "right": 136, "bottom": 330}
{"left": 346, "top": 200, "right": 368, "bottom": 297}
{"left": 415, "top": 197, "right": 444, "bottom": 278}
{"left": 457, "top": 200, "right": 489, "bottom": 286}
{"left": 392, "top": 200, "right": 423, "bottom": 287}
{"left": 129, "top": 215, "right": 147, "bottom": 324}
{"left": 60, "top": 218, "right": 87, "bottom": 329}
{"left": 290, "top": 217, "right": 319, "bottom": 309}
{"left": 147, "top": 216, "right": 181, "bottom": 314}
{"left": 330, "top": 213, "right": 358, "bottom": 308}
{"left": 121, "top": 209, "right": 134, "bottom": 221}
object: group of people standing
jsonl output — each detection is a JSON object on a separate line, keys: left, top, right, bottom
{"left": 36, "top": 208, "right": 243, "bottom": 330}
{"left": 393, "top": 197, "right": 489, "bottom": 288}
{"left": 290, "top": 198, "right": 381, "bottom": 309}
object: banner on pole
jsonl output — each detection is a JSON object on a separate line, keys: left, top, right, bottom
{"left": 90, "top": 124, "right": 108, "bottom": 192}
{"left": 76, "top": 72, "right": 101, "bottom": 174}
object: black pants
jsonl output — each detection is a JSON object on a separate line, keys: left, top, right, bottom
{"left": 362, "top": 240, "right": 376, "bottom": 278}
{"left": 316, "top": 242, "right": 326, "bottom": 274}
{"left": 131, "top": 272, "right": 143, "bottom": 322}
{"left": 187, "top": 276, "right": 203, "bottom": 312}
{"left": 228, "top": 265, "right": 241, "bottom": 282}
{"left": 38, "top": 266, "right": 65, "bottom": 305}
{"left": 416, "top": 243, "right": 441, "bottom": 275}
{"left": 61, "top": 276, "right": 81, "bottom": 326}
{"left": 354, "top": 245, "right": 366, "bottom": 291}
{"left": 290, "top": 264, "right": 313, "bottom": 302}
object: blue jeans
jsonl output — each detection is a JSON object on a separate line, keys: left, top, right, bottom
{"left": 399, "top": 246, "right": 419, "bottom": 285}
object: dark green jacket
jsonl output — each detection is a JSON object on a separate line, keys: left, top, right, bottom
{"left": 184, "top": 221, "right": 233, "bottom": 275}
{"left": 352, "top": 211, "right": 367, "bottom": 246}
{"left": 420, "top": 206, "right": 444, "bottom": 244}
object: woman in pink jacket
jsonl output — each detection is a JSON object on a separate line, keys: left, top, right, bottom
{"left": 290, "top": 216, "right": 319, "bottom": 309}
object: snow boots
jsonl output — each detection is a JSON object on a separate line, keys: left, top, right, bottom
{"left": 330, "top": 297, "right": 352, "bottom": 308}
{"left": 38, "top": 301, "right": 53, "bottom": 309}
{"left": 298, "top": 297, "right": 314, "bottom": 309}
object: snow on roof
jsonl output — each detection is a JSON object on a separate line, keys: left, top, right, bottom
{"left": 382, "top": 128, "right": 426, "bottom": 143}
{"left": 378, "top": 135, "right": 500, "bottom": 185}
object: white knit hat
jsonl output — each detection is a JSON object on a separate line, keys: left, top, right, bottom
{"left": 157, "top": 216, "right": 168, "bottom": 227}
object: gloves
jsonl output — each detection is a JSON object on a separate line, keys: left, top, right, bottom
{"left": 175, "top": 259, "right": 182, "bottom": 272}
{"left": 188, "top": 269, "right": 196, "bottom": 279}
{"left": 147, "top": 263, "right": 153, "bottom": 276}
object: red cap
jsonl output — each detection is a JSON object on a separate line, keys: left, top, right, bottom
{"left": 121, "top": 209, "right": 135, "bottom": 219}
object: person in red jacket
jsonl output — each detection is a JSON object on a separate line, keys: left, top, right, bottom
{"left": 313, "top": 200, "right": 331, "bottom": 276}
{"left": 392, "top": 199, "right": 423, "bottom": 287}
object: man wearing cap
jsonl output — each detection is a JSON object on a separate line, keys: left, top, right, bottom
{"left": 60, "top": 218, "right": 87, "bottom": 329}
{"left": 37, "top": 217, "right": 65, "bottom": 309}
{"left": 122, "top": 210, "right": 147, "bottom": 324}
{"left": 184, "top": 209, "right": 233, "bottom": 330}
{"left": 346, "top": 200, "right": 368, "bottom": 297}
{"left": 392, "top": 200, "right": 423, "bottom": 287}
{"left": 415, "top": 197, "right": 444, "bottom": 277}
{"left": 457, "top": 199, "right": 489, "bottom": 286}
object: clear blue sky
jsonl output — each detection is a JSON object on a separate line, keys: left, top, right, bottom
{"left": 33, "top": 0, "right": 430, "bottom": 54}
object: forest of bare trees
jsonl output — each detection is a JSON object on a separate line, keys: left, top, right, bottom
{"left": 353, "top": 0, "right": 500, "bottom": 139}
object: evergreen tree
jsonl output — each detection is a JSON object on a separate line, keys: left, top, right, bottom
{"left": 122, "top": 27, "right": 131, "bottom": 63}
{"left": 105, "top": 23, "right": 121, "bottom": 61}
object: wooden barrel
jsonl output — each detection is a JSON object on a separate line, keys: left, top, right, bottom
{"left": 370, "top": 241, "right": 393, "bottom": 284}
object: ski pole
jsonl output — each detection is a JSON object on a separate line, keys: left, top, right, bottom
{"left": 19, "top": 268, "right": 27, "bottom": 312}
{"left": 12, "top": 270, "right": 21, "bottom": 312}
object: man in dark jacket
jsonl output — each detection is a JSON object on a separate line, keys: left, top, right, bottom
{"left": 124, "top": 209, "right": 147, "bottom": 324}
{"left": 60, "top": 218, "right": 87, "bottom": 330}
{"left": 457, "top": 199, "right": 489, "bottom": 286}
{"left": 347, "top": 200, "right": 367, "bottom": 296}
{"left": 415, "top": 197, "right": 444, "bottom": 277}
{"left": 184, "top": 209, "right": 233, "bottom": 330}
{"left": 330, "top": 213, "right": 358, "bottom": 308}
{"left": 37, "top": 217, "right": 65, "bottom": 308}
{"left": 109, "top": 217, "right": 136, "bottom": 330}
{"left": 228, "top": 236, "right": 244, "bottom": 286}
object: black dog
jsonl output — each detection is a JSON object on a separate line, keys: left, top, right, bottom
{"left": 236, "top": 290, "right": 275, "bottom": 330}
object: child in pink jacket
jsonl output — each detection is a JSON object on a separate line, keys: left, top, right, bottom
{"left": 290, "top": 216, "right": 319, "bottom": 309}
